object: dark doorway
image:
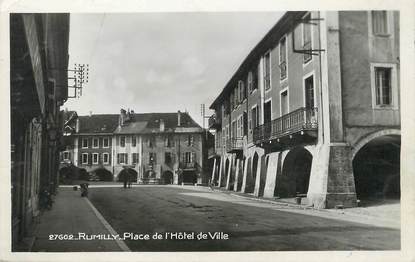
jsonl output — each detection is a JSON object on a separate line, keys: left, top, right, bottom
{"left": 279, "top": 148, "right": 312, "bottom": 197}
{"left": 94, "top": 168, "right": 114, "bottom": 181}
{"left": 353, "top": 135, "right": 400, "bottom": 204}
{"left": 118, "top": 168, "right": 138, "bottom": 182}
{"left": 162, "top": 171, "right": 174, "bottom": 184}
{"left": 183, "top": 171, "right": 197, "bottom": 184}
{"left": 264, "top": 101, "right": 272, "bottom": 124}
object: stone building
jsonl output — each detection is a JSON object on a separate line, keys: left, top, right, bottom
{"left": 208, "top": 11, "right": 400, "bottom": 208}
{"left": 10, "top": 13, "right": 70, "bottom": 247}
{"left": 63, "top": 109, "right": 209, "bottom": 184}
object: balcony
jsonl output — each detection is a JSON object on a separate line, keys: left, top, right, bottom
{"left": 226, "top": 137, "right": 244, "bottom": 153}
{"left": 208, "top": 146, "right": 220, "bottom": 159}
{"left": 208, "top": 113, "right": 221, "bottom": 129}
{"left": 180, "top": 162, "right": 197, "bottom": 171}
{"left": 253, "top": 107, "right": 318, "bottom": 146}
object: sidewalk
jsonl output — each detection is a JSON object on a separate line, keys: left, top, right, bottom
{"left": 31, "top": 187, "right": 126, "bottom": 252}
{"left": 175, "top": 185, "right": 400, "bottom": 229}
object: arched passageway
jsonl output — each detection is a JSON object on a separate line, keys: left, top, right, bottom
{"left": 162, "top": 171, "right": 174, "bottom": 184}
{"left": 353, "top": 134, "right": 400, "bottom": 204}
{"left": 245, "top": 153, "right": 258, "bottom": 193}
{"left": 222, "top": 158, "right": 230, "bottom": 187}
{"left": 93, "top": 168, "right": 113, "bottom": 181}
{"left": 118, "top": 168, "right": 138, "bottom": 182}
{"left": 182, "top": 171, "right": 197, "bottom": 184}
{"left": 277, "top": 147, "right": 312, "bottom": 198}
{"left": 235, "top": 157, "right": 245, "bottom": 191}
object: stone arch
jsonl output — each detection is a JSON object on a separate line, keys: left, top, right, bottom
{"left": 352, "top": 131, "right": 400, "bottom": 202}
{"left": 117, "top": 168, "right": 138, "bottom": 182}
{"left": 223, "top": 157, "right": 230, "bottom": 187}
{"left": 235, "top": 157, "right": 245, "bottom": 191}
{"left": 351, "top": 129, "right": 401, "bottom": 160}
{"left": 278, "top": 147, "right": 313, "bottom": 198}
{"left": 92, "top": 167, "right": 113, "bottom": 181}
{"left": 162, "top": 170, "right": 174, "bottom": 184}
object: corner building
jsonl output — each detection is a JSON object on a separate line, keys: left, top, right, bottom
{"left": 208, "top": 11, "right": 400, "bottom": 208}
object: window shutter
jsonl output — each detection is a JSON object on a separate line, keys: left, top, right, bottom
{"left": 192, "top": 152, "right": 196, "bottom": 163}
{"left": 116, "top": 136, "right": 119, "bottom": 146}
{"left": 125, "top": 153, "right": 128, "bottom": 164}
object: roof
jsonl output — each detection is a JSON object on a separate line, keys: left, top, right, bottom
{"left": 209, "top": 11, "right": 306, "bottom": 109}
{"left": 78, "top": 114, "right": 119, "bottom": 134}
{"left": 77, "top": 112, "right": 202, "bottom": 135}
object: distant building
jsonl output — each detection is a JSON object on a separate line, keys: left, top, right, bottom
{"left": 62, "top": 109, "right": 210, "bottom": 184}
{"left": 208, "top": 11, "right": 400, "bottom": 208}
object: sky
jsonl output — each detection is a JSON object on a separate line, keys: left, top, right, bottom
{"left": 64, "top": 12, "right": 283, "bottom": 126}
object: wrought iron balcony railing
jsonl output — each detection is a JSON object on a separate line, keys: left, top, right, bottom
{"left": 226, "top": 137, "right": 244, "bottom": 153}
{"left": 253, "top": 107, "right": 318, "bottom": 144}
{"left": 208, "top": 113, "right": 221, "bottom": 129}
{"left": 180, "top": 162, "right": 197, "bottom": 170}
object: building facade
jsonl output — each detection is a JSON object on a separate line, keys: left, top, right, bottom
{"left": 10, "top": 13, "right": 70, "bottom": 248}
{"left": 63, "top": 109, "right": 210, "bottom": 185}
{"left": 208, "top": 11, "right": 400, "bottom": 208}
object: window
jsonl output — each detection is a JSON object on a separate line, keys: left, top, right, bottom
{"left": 372, "top": 11, "right": 388, "bottom": 35}
{"left": 92, "top": 138, "right": 99, "bottom": 148}
{"left": 302, "top": 13, "right": 312, "bottom": 64}
{"left": 148, "top": 137, "right": 155, "bottom": 147}
{"left": 92, "top": 153, "right": 99, "bottom": 164}
{"left": 103, "top": 137, "right": 109, "bottom": 148}
{"left": 63, "top": 151, "right": 70, "bottom": 160}
{"left": 149, "top": 152, "right": 157, "bottom": 165}
{"left": 184, "top": 152, "right": 195, "bottom": 163}
{"left": 251, "top": 106, "right": 259, "bottom": 129}
{"left": 374, "top": 66, "right": 393, "bottom": 107}
{"left": 165, "top": 152, "right": 172, "bottom": 164}
{"left": 82, "top": 138, "right": 88, "bottom": 148}
{"left": 304, "top": 75, "right": 315, "bottom": 109}
{"left": 103, "top": 153, "right": 109, "bottom": 164}
{"left": 132, "top": 153, "right": 139, "bottom": 164}
{"left": 231, "top": 120, "right": 237, "bottom": 139}
{"left": 117, "top": 153, "right": 128, "bottom": 164}
{"left": 120, "top": 136, "right": 126, "bottom": 147}
{"left": 187, "top": 135, "right": 194, "bottom": 146}
{"left": 237, "top": 115, "right": 243, "bottom": 138}
{"left": 82, "top": 153, "right": 88, "bottom": 164}
{"left": 264, "top": 52, "right": 271, "bottom": 90}
{"left": 165, "top": 136, "right": 174, "bottom": 147}
{"left": 132, "top": 136, "right": 136, "bottom": 147}
{"left": 238, "top": 80, "right": 245, "bottom": 102}
{"left": 279, "top": 36, "right": 287, "bottom": 80}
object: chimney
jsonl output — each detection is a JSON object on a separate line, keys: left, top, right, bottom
{"left": 160, "top": 119, "right": 165, "bottom": 132}
{"left": 177, "top": 110, "right": 181, "bottom": 127}
{"left": 75, "top": 118, "right": 80, "bottom": 133}
{"left": 120, "top": 108, "right": 127, "bottom": 126}
{"left": 89, "top": 111, "right": 92, "bottom": 117}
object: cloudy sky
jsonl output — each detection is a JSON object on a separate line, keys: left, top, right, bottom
{"left": 65, "top": 12, "right": 283, "bottom": 126}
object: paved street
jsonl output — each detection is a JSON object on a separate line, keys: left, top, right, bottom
{"left": 88, "top": 185, "right": 400, "bottom": 251}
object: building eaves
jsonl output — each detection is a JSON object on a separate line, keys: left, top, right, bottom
{"left": 209, "top": 11, "right": 306, "bottom": 109}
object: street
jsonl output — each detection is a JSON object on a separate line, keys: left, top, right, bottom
{"left": 88, "top": 185, "right": 400, "bottom": 251}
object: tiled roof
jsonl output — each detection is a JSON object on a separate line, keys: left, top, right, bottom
{"left": 77, "top": 112, "right": 202, "bottom": 134}
{"left": 78, "top": 114, "right": 119, "bottom": 134}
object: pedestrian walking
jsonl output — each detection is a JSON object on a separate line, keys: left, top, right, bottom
{"left": 127, "top": 169, "right": 133, "bottom": 188}
{"left": 123, "top": 170, "right": 128, "bottom": 189}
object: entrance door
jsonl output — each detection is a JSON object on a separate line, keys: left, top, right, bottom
{"left": 264, "top": 101, "right": 271, "bottom": 123}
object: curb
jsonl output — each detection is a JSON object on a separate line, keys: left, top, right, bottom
{"left": 84, "top": 197, "right": 131, "bottom": 251}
